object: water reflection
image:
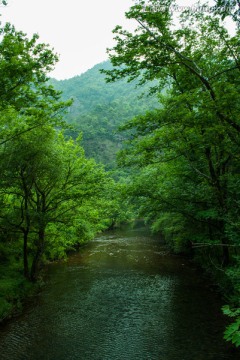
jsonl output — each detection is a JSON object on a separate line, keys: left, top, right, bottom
{"left": 0, "top": 227, "right": 239, "bottom": 360}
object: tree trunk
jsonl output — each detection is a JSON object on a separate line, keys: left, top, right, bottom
{"left": 218, "top": 219, "right": 230, "bottom": 267}
{"left": 30, "top": 228, "right": 45, "bottom": 282}
{"left": 23, "top": 230, "right": 29, "bottom": 279}
{"left": 222, "top": 244, "right": 230, "bottom": 267}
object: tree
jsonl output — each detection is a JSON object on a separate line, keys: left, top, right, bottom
{"left": 0, "top": 10, "right": 113, "bottom": 320}
{"left": 0, "top": 23, "right": 71, "bottom": 146}
{"left": 105, "top": 0, "right": 240, "bottom": 259}
{"left": 214, "top": 0, "right": 240, "bottom": 24}
{"left": 103, "top": 0, "right": 240, "bottom": 347}
{"left": 0, "top": 128, "right": 109, "bottom": 281}
{"left": 0, "top": 21, "right": 72, "bottom": 282}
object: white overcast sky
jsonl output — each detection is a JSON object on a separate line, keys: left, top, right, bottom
{"left": 0, "top": 0, "right": 234, "bottom": 80}
{"left": 0, "top": 0, "right": 136, "bottom": 79}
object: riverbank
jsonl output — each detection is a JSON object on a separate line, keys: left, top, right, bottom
{"left": 0, "top": 266, "right": 35, "bottom": 323}
{"left": 0, "top": 227, "right": 239, "bottom": 360}
{"left": 1, "top": 224, "right": 239, "bottom": 352}
{"left": 0, "top": 223, "right": 135, "bottom": 322}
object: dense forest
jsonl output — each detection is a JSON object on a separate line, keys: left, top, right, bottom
{"left": 0, "top": 10, "right": 135, "bottom": 321}
{"left": 100, "top": 0, "right": 240, "bottom": 348}
{"left": 0, "top": 0, "right": 239, "bottom": 351}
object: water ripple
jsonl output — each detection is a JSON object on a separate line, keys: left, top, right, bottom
{"left": 0, "top": 229, "right": 238, "bottom": 360}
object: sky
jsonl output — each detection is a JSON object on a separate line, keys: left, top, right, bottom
{"left": 0, "top": 0, "right": 136, "bottom": 79}
{"left": 0, "top": 0, "right": 234, "bottom": 80}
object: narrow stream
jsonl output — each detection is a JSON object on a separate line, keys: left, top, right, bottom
{"left": 0, "top": 227, "right": 238, "bottom": 360}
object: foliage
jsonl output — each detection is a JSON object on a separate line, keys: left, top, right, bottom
{"left": 0, "top": 23, "right": 71, "bottom": 146}
{"left": 0, "top": 265, "right": 33, "bottom": 322}
{"left": 0, "top": 128, "right": 112, "bottom": 280}
{"left": 0, "top": 18, "right": 122, "bottom": 320}
{"left": 104, "top": 0, "right": 240, "bottom": 348}
{"left": 50, "top": 61, "right": 159, "bottom": 169}
{"left": 222, "top": 305, "right": 240, "bottom": 347}
{"left": 215, "top": 0, "right": 240, "bottom": 24}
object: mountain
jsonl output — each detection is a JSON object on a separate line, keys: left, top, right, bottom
{"left": 51, "top": 61, "right": 159, "bottom": 169}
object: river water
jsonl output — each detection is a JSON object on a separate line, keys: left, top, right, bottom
{"left": 0, "top": 227, "right": 239, "bottom": 360}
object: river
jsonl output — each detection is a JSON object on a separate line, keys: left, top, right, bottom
{"left": 0, "top": 226, "right": 239, "bottom": 360}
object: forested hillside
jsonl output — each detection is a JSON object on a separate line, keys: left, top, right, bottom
{"left": 50, "top": 61, "right": 159, "bottom": 168}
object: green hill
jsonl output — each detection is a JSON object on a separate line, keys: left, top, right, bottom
{"left": 51, "top": 61, "right": 159, "bottom": 169}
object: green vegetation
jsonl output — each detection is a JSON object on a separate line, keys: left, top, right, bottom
{"left": 102, "top": 0, "right": 240, "bottom": 348}
{"left": 0, "top": 21, "right": 131, "bottom": 321}
{"left": 50, "top": 61, "right": 159, "bottom": 169}
{"left": 1, "top": 0, "right": 239, "bottom": 351}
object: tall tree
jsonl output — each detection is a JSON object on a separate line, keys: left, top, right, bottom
{"left": 0, "top": 23, "right": 71, "bottom": 146}
{"left": 103, "top": 0, "right": 240, "bottom": 347}
{"left": 0, "top": 128, "right": 109, "bottom": 281}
